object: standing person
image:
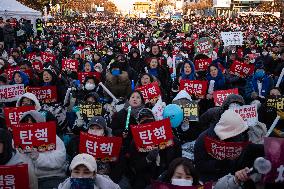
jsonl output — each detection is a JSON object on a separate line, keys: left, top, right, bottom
{"left": 36, "top": 18, "right": 43, "bottom": 37}
{"left": 58, "top": 153, "right": 120, "bottom": 189}
{"left": 3, "top": 19, "right": 15, "bottom": 50}
{"left": 0, "top": 17, "right": 4, "bottom": 43}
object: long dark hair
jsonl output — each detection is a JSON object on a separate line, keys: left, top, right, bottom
{"left": 127, "top": 90, "right": 145, "bottom": 105}
{"left": 165, "top": 157, "right": 200, "bottom": 186}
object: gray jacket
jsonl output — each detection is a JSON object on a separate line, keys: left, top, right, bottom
{"left": 58, "top": 175, "right": 120, "bottom": 189}
{"left": 6, "top": 151, "right": 38, "bottom": 189}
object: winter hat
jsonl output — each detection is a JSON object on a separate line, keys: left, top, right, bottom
{"left": 137, "top": 108, "right": 155, "bottom": 123}
{"left": 221, "top": 94, "right": 245, "bottom": 110}
{"left": 73, "top": 50, "right": 82, "bottom": 56}
{"left": 172, "top": 90, "right": 192, "bottom": 102}
{"left": 87, "top": 116, "right": 107, "bottom": 129}
{"left": 19, "top": 110, "right": 46, "bottom": 123}
{"left": 214, "top": 109, "right": 248, "bottom": 140}
{"left": 16, "top": 92, "right": 41, "bottom": 110}
{"left": 70, "top": 153, "right": 97, "bottom": 172}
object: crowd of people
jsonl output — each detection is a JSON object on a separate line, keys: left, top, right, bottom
{"left": 0, "top": 13, "right": 284, "bottom": 189}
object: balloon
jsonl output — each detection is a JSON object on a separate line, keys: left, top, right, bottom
{"left": 163, "top": 104, "right": 183, "bottom": 128}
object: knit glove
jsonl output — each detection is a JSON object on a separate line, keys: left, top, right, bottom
{"left": 146, "top": 149, "right": 159, "bottom": 163}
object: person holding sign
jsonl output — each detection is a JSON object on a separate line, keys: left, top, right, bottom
{"left": 19, "top": 110, "right": 67, "bottom": 189}
{"left": 58, "top": 153, "right": 120, "bottom": 189}
{"left": 0, "top": 128, "right": 38, "bottom": 189}
{"left": 194, "top": 110, "right": 250, "bottom": 182}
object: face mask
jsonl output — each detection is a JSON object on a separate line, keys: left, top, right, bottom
{"left": 250, "top": 59, "right": 255, "bottom": 63}
{"left": 111, "top": 69, "right": 120, "bottom": 76}
{"left": 255, "top": 70, "right": 265, "bottom": 79}
{"left": 70, "top": 178, "right": 95, "bottom": 189}
{"left": 85, "top": 83, "right": 95, "bottom": 91}
{"left": 262, "top": 51, "right": 268, "bottom": 56}
{"left": 229, "top": 103, "right": 241, "bottom": 109}
{"left": 171, "top": 179, "right": 193, "bottom": 186}
{"left": 88, "top": 129, "right": 104, "bottom": 136}
{"left": 251, "top": 50, "right": 256, "bottom": 54}
{"left": 146, "top": 48, "right": 150, "bottom": 52}
{"left": 163, "top": 54, "right": 168, "bottom": 58}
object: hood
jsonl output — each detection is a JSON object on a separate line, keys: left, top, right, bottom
{"left": 16, "top": 92, "right": 41, "bottom": 110}
{"left": 214, "top": 110, "right": 248, "bottom": 140}
{"left": 19, "top": 110, "right": 46, "bottom": 123}
{"left": 172, "top": 90, "right": 192, "bottom": 102}
{"left": 221, "top": 94, "right": 245, "bottom": 111}
{"left": 11, "top": 71, "right": 29, "bottom": 86}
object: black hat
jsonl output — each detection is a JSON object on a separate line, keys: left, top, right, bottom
{"left": 137, "top": 108, "right": 155, "bottom": 124}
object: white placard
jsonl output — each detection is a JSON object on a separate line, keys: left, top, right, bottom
{"left": 233, "top": 104, "right": 258, "bottom": 127}
{"left": 221, "top": 32, "right": 243, "bottom": 46}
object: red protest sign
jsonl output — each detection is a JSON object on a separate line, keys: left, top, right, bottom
{"left": 179, "top": 80, "right": 208, "bottom": 98}
{"left": 0, "top": 164, "right": 29, "bottom": 189}
{"left": 213, "top": 88, "right": 239, "bottom": 106}
{"left": 62, "top": 59, "right": 79, "bottom": 71}
{"left": 27, "top": 52, "right": 36, "bottom": 60}
{"left": 0, "top": 84, "right": 25, "bottom": 102}
{"left": 79, "top": 132, "right": 122, "bottom": 162}
{"left": 152, "top": 180, "right": 213, "bottom": 189}
{"left": 26, "top": 86, "right": 57, "bottom": 103}
{"left": 136, "top": 82, "right": 161, "bottom": 102}
{"left": 41, "top": 52, "right": 56, "bottom": 63}
{"left": 229, "top": 60, "right": 254, "bottom": 78}
{"left": 4, "top": 106, "right": 36, "bottom": 131}
{"left": 204, "top": 136, "right": 249, "bottom": 160}
{"left": 32, "top": 61, "right": 44, "bottom": 71}
{"left": 78, "top": 72, "right": 101, "bottom": 83}
{"left": 194, "top": 58, "right": 212, "bottom": 71}
{"left": 263, "top": 137, "right": 284, "bottom": 183}
{"left": 131, "top": 118, "right": 174, "bottom": 152}
{"left": 13, "top": 121, "right": 57, "bottom": 153}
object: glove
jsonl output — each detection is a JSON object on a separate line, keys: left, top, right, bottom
{"left": 146, "top": 149, "right": 159, "bottom": 163}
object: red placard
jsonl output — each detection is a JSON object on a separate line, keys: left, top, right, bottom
{"left": 78, "top": 72, "right": 101, "bottom": 83}
{"left": 131, "top": 118, "right": 174, "bottom": 152}
{"left": 4, "top": 106, "right": 36, "bottom": 130}
{"left": 152, "top": 181, "right": 213, "bottom": 189}
{"left": 213, "top": 88, "right": 239, "bottom": 106}
{"left": 263, "top": 137, "right": 284, "bottom": 183}
{"left": 229, "top": 60, "right": 254, "bottom": 78}
{"left": 27, "top": 52, "right": 36, "bottom": 60}
{"left": 41, "top": 52, "right": 56, "bottom": 63}
{"left": 32, "top": 61, "right": 44, "bottom": 71}
{"left": 179, "top": 80, "right": 208, "bottom": 98}
{"left": 0, "top": 84, "right": 25, "bottom": 102}
{"left": 136, "top": 82, "right": 161, "bottom": 102}
{"left": 0, "top": 164, "right": 29, "bottom": 189}
{"left": 62, "top": 59, "right": 79, "bottom": 71}
{"left": 13, "top": 121, "right": 57, "bottom": 153}
{"left": 194, "top": 58, "right": 212, "bottom": 71}
{"left": 79, "top": 132, "right": 122, "bottom": 162}
{"left": 204, "top": 136, "right": 249, "bottom": 160}
{"left": 26, "top": 86, "right": 57, "bottom": 103}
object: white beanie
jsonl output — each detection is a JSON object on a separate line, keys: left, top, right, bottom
{"left": 214, "top": 109, "right": 248, "bottom": 140}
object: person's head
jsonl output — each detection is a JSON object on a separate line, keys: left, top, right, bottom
{"left": 19, "top": 110, "right": 46, "bottom": 124}
{"left": 110, "top": 62, "right": 121, "bottom": 76}
{"left": 140, "top": 73, "right": 153, "bottom": 86}
{"left": 84, "top": 92, "right": 99, "bottom": 103}
{"left": 128, "top": 91, "right": 144, "bottom": 108}
{"left": 137, "top": 108, "right": 155, "bottom": 124}
{"left": 42, "top": 70, "right": 54, "bottom": 83}
{"left": 93, "top": 53, "right": 101, "bottom": 61}
{"left": 254, "top": 68, "right": 265, "bottom": 80}
{"left": 84, "top": 76, "right": 97, "bottom": 91}
{"left": 209, "top": 64, "right": 218, "bottom": 78}
{"left": 151, "top": 45, "right": 160, "bottom": 55}
{"left": 182, "top": 62, "right": 193, "bottom": 75}
{"left": 84, "top": 62, "right": 93, "bottom": 72}
{"left": 70, "top": 154, "right": 97, "bottom": 181}
{"left": 13, "top": 72, "right": 23, "bottom": 84}
{"left": 17, "top": 93, "right": 41, "bottom": 110}
{"left": 222, "top": 94, "right": 245, "bottom": 110}
{"left": 214, "top": 110, "right": 249, "bottom": 142}
{"left": 166, "top": 157, "right": 199, "bottom": 186}
{"left": 149, "top": 57, "right": 159, "bottom": 69}
{"left": 0, "top": 128, "right": 13, "bottom": 165}
{"left": 87, "top": 116, "right": 107, "bottom": 136}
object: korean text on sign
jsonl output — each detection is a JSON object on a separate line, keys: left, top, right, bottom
{"left": 62, "top": 59, "right": 79, "bottom": 71}
{"left": 0, "top": 84, "right": 25, "bottom": 102}
{"left": 266, "top": 96, "right": 284, "bottom": 111}
{"left": 79, "top": 132, "right": 122, "bottom": 162}
{"left": 131, "top": 118, "right": 174, "bottom": 152}
{"left": 233, "top": 105, "right": 258, "bottom": 127}
{"left": 179, "top": 80, "right": 208, "bottom": 98}
{"left": 213, "top": 88, "right": 239, "bottom": 106}
{"left": 78, "top": 72, "right": 101, "bottom": 83}
{"left": 221, "top": 32, "right": 244, "bottom": 46}
{"left": 204, "top": 136, "right": 249, "bottom": 160}
{"left": 183, "top": 101, "right": 199, "bottom": 122}
{"left": 229, "top": 60, "right": 254, "bottom": 78}
{"left": 194, "top": 58, "right": 212, "bottom": 71}
{"left": 136, "top": 82, "right": 161, "bottom": 102}
{"left": 12, "top": 121, "right": 57, "bottom": 153}
{"left": 4, "top": 106, "right": 36, "bottom": 131}
{"left": 78, "top": 102, "right": 103, "bottom": 120}
{"left": 26, "top": 86, "right": 57, "bottom": 103}
{"left": 0, "top": 164, "right": 29, "bottom": 189}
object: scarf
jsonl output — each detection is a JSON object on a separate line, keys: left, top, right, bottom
{"left": 70, "top": 178, "right": 95, "bottom": 189}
